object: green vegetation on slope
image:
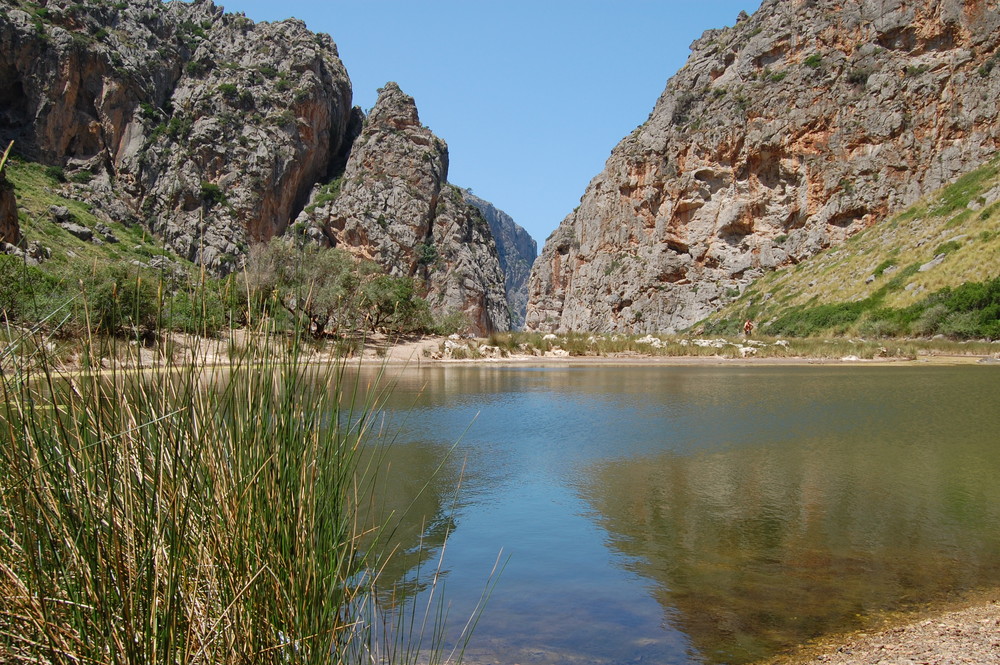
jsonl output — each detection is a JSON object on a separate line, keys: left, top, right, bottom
{"left": 0, "top": 155, "right": 467, "bottom": 348}
{"left": 702, "top": 154, "right": 1000, "bottom": 339}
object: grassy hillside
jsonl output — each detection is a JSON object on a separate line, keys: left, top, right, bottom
{"left": 5, "top": 158, "right": 183, "bottom": 271}
{"left": 701, "top": 154, "right": 1000, "bottom": 339}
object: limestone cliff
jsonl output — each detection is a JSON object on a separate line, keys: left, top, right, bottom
{"left": 462, "top": 191, "right": 537, "bottom": 329}
{"left": 526, "top": 0, "right": 1000, "bottom": 333}
{"left": 0, "top": 0, "right": 513, "bottom": 332}
{"left": 0, "top": 0, "right": 354, "bottom": 271}
{"left": 297, "top": 83, "right": 511, "bottom": 334}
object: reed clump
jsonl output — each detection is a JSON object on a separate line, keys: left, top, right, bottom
{"left": 0, "top": 321, "right": 450, "bottom": 664}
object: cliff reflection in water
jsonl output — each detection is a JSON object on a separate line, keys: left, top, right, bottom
{"left": 575, "top": 367, "right": 1000, "bottom": 663}
{"left": 343, "top": 364, "right": 1000, "bottom": 664}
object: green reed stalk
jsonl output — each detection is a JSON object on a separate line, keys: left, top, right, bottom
{"left": 0, "top": 309, "right": 469, "bottom": 663}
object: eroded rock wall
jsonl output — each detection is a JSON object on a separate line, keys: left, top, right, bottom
{"left": 0, "top": 1, "right": 512, "bottom": 332}
{"left": 297, "top": 83, "right": 511, "bottom": 334}
{"left": 526, "top": 0, "right": 1000, "bottom": 333}
{"left": 0, "top": 0, "right": 354, "bottom": 272}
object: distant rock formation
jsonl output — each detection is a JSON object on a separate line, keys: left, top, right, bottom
{"left": 462, "top": 191, "right": 536, "bottom": 329}
{"left": 526, "top": 0, "right": 1000, "bottom": 333}
{"left": 297, "top": 83, "right": 511, "bottom": 334}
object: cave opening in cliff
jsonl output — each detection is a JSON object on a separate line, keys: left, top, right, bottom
{"left": 0, "top": 71, "right": 29, "bottom": 138}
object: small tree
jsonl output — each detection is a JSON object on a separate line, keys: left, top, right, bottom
{"left": 361, "top": 274, "right": 428, "bottom": 334}
{"left": 246, "top": 240, "right": 363, "bottom": 337}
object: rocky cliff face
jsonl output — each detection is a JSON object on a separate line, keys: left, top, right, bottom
{"left": 526, "top": 0, "right": 1000, "bottom": 333}
{"left": 297, "top": 83, "right": 511, "bottom": 334}
{"left": 1, "top": 0, "right": 513, "bottom": 332}
{"left": 0, "top": 0, "right": 354, "bottom": 271}
{"left": 462, "top": 191, "right": 537, "bottom": 329}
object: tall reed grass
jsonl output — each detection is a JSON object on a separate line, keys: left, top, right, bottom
{"left": 0, "top": 316, "right": 483, "bottom": 663}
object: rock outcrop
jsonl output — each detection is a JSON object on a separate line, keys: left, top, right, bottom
{"left": 0, "top": 0, "right": 353, "bottom": 271}
{"left": 462, "top": 191, "right": 536, "bottom": 329}
{"left": 526, "top": 0, "right": 1000, "bottom": 333}
{"left": 0, "top": 0, "right": 514, "bottom": 332}
{"left": 297, "top": 83, "right": 511, "bottom": 334}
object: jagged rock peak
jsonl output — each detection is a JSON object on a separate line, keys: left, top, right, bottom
{"left": 526, "top": 0, "right": 1000, "bottom": 334}
{"left": 368, "top": 82, "right": 422, "bottom": 131}
{"left": 297, "top": 82, "right": 511, "bottom": 334}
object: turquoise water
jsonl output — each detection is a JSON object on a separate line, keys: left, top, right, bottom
{"left": 360, "top": 364, "right": 1000, "bottom": 664}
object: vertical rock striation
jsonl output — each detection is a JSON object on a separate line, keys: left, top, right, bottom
{"left": 299, "top": 83, "right": 511, "bottom": 334}
{"left": 462, "top": 191, "right": 537, "bottom": 329}
{"left": 526, "top": 0, "right": 1000, "bottom": 333}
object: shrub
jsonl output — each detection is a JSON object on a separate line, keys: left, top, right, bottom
{"left": 415, "top": 242, "right": 439, "bottom": 267}
{"left": 69, "top": 169, "right": 94, "bottom": 184}
{"left": 911, "top": 303, "right": 949, "bottom": 336}
{"left": 200, "top": 181, "right": 227, "bottom": 207}
{"left": 44, "top": 164, "right": 66, "bottom": 182}
{"left": 765, "top": 300, "right": 872, "bottom": 336}
{"left": 804, "top": 53, "right": 822, "bottom": 68}
{"left": 933, "top": 240, "right": 961, "bottom": 255}
{"left": 217, "top": 82, "right": 238, "bottom": 98}
{"left": 846, "top": 68, "right": 871, "bottom": 86}
{"left": 80, "top": 265, "right": 160, "bottom": 337}
{"left": 872, "top": 259, "right": 895, "bottom": 278}
{"left": 0, "top": 255, "right": 63, "bottom": 324}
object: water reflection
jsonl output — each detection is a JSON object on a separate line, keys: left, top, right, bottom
{"left": 350, "top": 364, "right": 1000, "bottom": 664}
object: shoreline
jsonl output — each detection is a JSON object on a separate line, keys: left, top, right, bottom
{"left": 11, "top": 330, "right": 998, "bottom": 375}
{"left": 757, "top": 590, "right": 1000, "bottom": 665}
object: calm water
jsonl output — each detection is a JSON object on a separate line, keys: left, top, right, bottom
{"left": 355, "top": 364, "right": 1000, "bottom": 665}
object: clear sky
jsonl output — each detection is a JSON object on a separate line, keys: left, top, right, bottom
{"left": 209, "top": 1, "right": 763, "bottom": 246}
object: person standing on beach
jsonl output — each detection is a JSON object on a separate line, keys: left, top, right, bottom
{"left": 744, "top": 319, "right": 754, "bottom": 337}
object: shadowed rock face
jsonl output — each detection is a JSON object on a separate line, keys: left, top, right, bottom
{"left": 299, "top": 83, "right": 511, "bottom": 335}
{"left": 462, "top": 191, "right": 537, "bottom": 329}
{"left": 526, "top": 0, "right": 1000, "bottom": 333}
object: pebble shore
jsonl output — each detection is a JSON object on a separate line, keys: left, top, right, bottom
{"left": 764, "top": 601, "right": 1000, "bottom": 665}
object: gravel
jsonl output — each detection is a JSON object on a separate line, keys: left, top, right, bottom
{"left": 764, "top": 601, "right": 1000, "bottom": 665}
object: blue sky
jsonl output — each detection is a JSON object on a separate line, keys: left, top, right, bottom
{"left": 212, "top": 1, "right": 763, "bottom": 245}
